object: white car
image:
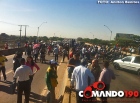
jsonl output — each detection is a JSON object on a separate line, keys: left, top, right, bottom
{"left": 113, "top": 56, "right": 140, "bottom": 75}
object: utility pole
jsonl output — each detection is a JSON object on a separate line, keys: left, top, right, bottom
{"left": 104, "top": 25, "right": 112, "bottom": 41}
{"left": 18, "top": 25, "right": 29, "bottom": 45}
{"left": 37, "top": 22, "right": 47, "bottom": 43}
{"left": 24, "top": 25, "right": 29, "bottom": 42}
{"left": 18, "top": 25, "right": 22, "bottom": 44}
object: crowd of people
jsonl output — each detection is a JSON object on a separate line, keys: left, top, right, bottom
{"left": 67, "top": 45, "right": 116, "bottom": 103}
{"left": 0, "top": 40, "right": 118, "bottom": 103}
{"left": 0, "top": 40, "right": 71, "bottom": 103}
{"left": 44, "top": 41, "right": 117, "bottom": 103}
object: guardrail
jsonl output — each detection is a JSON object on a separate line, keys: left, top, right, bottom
{"left": 0, "top": 47, "right": 25, "bottom": 56}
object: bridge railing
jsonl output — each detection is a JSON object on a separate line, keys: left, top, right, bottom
{"left": 0, "top": 47, "right": 25, "bottom": 56}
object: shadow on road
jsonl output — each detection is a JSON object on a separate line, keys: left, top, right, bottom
{"left": 0, "top": 80, "right": 13, "bottom": 84}
{"left": 29, "top": 92, "right": 46, "bottom": 103}
{"left": 0, "top": 81, "right": 13, "bottom": 94}
{"left": 119, "top": 69, "right": 137, "bottom": 75}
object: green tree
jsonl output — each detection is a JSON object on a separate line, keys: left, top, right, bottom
{"left": 77, "top": 37, "right": 83, "bottom": 41}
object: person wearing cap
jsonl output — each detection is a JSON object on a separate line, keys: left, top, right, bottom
{"left": 0, "top": 51, "right": 8, "bottom": 81}
{"left": 67, "top": 53, "right": 80, "bottom": 79}
{"left": 71, "top": 58, "right": 95, "bottom": 103}
{"left": 13, "top": 58, "right": 33, "bottom": 103}
{"left": 46, "top": 59, "right": 58, "bottom": 103}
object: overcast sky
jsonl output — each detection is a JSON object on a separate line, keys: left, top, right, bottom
{"left": 0, "top": 0, "right": 140, "bottom": 40}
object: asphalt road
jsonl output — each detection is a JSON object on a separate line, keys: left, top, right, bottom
{"left": 0, "top": 53, "right": 63, "bottom": 103}
{"left": 1, "top": 54, "right": 140, "bottom": 103}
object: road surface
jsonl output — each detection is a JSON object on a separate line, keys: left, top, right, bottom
{"left": 0, "top": 53, "right": 65, "bottom": 103}
{"left": 0, "top": 54, "right": 140, "bottom": 103}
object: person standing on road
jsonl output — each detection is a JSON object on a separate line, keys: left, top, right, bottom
{"left": 46, "top": 59, "right": 58, "bottom": 103}
{"left": 69, "top": 49, "right": 74, "bottom": 59}
{"left": 71, "top": 58, "right": 95, "bottom": 103}
{"left": 17, "top": 42, "right": 20, "bottom": 48}
{"left": 12, "top": 51, "right": 23, "bottom": 93}
{"left": 98, "top": 61, "right": 116, "bottom": 103}
{"left": 47, "top": 45, "right": 52, "bottom": 55}
{"left": 87, "top": 59, "right": 101, "bottom": 82}
{"left": 65, "top": 44, "right": 70, "bottom": 55}
{"left": 13, "top": 51, "right": 23, "bottom": 72}
{"left": 0, "top": 51, "right": 8, "bottom": 81}
{"left": 26, "top": 45, "right": 32, "bottom": 56}
{"left": 33, "top": 47, "right": 39, "bottom": 63}
{"left": 67, "top": 53, "right": 80, "bottom": 79}
{"left": 26, "top": 56, "right": 40, "bottom": 85}
{"left": 24, "top": 42, "right": 28, "bottom": 55}
{"left": 53, "top": 46, "right": 59, "bottom": 61}
{"left": 95, "top": 45, "right": 98, "bottom": 54}
{"left": 62, "top": 47, "right": 69, "bottom": 62}
{"left": 13, "top": 58, "right": 33, "bottom": 103}
{"left": 82, "top": 46, "right": 86, "bottom": 58}
{"left": 39, "top": 47, "right": 46, "bottom": 63}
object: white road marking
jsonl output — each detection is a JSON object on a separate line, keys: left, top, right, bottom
{"left": 0, "top": 54, "right": 27, "bottom": 77}
{"left": 0, "top": 69, "right": 13, "bottom": 77}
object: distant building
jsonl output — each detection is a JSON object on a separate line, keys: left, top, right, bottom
{"left": 116, "top": 33, "right": 134, "bottom": 40}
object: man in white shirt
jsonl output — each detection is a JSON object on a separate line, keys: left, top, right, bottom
{"left": 13, "top": 58, "right": 33, "bottom": 103}
{"left": 82, "top": 46, "right": 86, "bottom": 58}
{"left": 71, "top": 58, "right": 95, "bottom": 103}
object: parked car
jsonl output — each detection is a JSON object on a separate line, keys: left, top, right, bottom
{"left": 113, "top": 56, "right": 140, "bottom": 75}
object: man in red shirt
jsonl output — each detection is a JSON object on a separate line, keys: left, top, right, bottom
{"left": 47, "top": 45, "right": 52, "bottom": 55}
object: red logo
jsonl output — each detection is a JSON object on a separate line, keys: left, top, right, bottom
{"left": 83, "top": 81, "right": 105, "bottom": 98}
